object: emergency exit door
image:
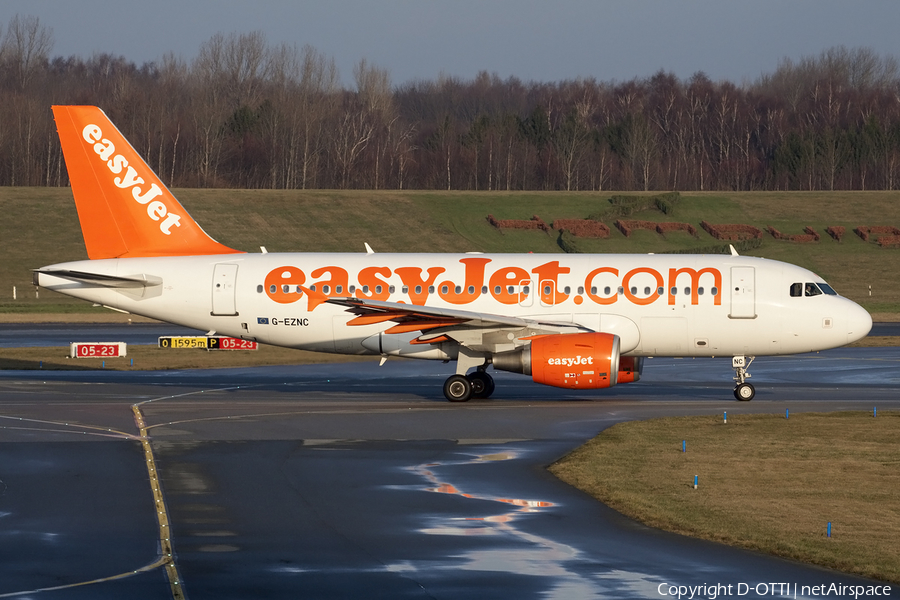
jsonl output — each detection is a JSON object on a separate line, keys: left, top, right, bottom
{"left": 729, "top": 266, "right": 756, "bottom": 319}
{"left": 211, "top": 263, "right": 239, "bottom": 316}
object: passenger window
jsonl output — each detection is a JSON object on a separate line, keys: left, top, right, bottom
{"left": 388, "top": 285, "right": 395, "bottom": 294}
{"left": 455, "top": 285, "right": 462, "bottom": 294}
{"left": 402, "top": 286, "right": 409, "bottom": 294}
{"left": 270, "top": 285, "right": 276, "bottom": 293}
{"left": 257, "top": 285, "right": 263, "bottom": 293}
{"left": 670, "top": 287, "right": 677, "bottom": 295}
{"left": 643, "top": 286, "right": 651, "bottom": 295}
{"left": 481, "top": 286, "right": 488, "bottom": 294}
{"left": 564, "top": 286, "right": 571, "bottom": 294}
{"left": 522, "top": 286, "right": 530, "bottom": 295}
{"left": 468, "top": 285, "right": 476, "bottom": 294}
{"left": 790, "top": 283, "right": 803, "bottom": 297}
{"left": 544, "top": 285, "right": 552, "bottom": 295}
{"left": 428, "top": 286, "right": 435, "bottom": 294}
{"left": 416, "top": 285, "right": 422, "bottom": 294}
{"left": 362, "top": 285, "right": 369, "bottom": 294}
{"left": 805, "top": 282, "right": 822, "bottom": 297}
{"left": 375, "top": 285, "right": 382, "bottom": 294}
{"left": 711, "top": 287, "right": 718, "bottom": 296}
{"left": 591, "top": 286, "right": 597, "bottom": 295}
{"left": 441, "top": 285, "right": 449, "bottom": 294}
{"left": 657, "top": 287, "right": 664, "bottom": 295}
{"left": 630, "top": 286, "right": 637, "bottom": 295}
{"left": 577, "top": 286, "right": 584, "bottom": 295}
{"left": 603, "top": 286, "right": 610, "bottom": 295}
{"left": 322, "top": 285, "right": 330, "bottom": 294}
{"left": 349, "top": 285, "right": 356, "bottom": 294}
{"left": 698, "top": 287, "right": 704, "bottom": 295}
{"left": 336, "top": 285, "right": 343, "bottom": 294}
{"left": 684, "top": 287, "right": 690, "bottom": 296}
{"left": 494, "top": 286, "right": 501, "bottom": 294}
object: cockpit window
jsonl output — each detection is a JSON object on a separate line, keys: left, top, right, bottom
{"left": 804, "top": 282, "right": 823, "bottom": 297}
{"left": 818, "top": 283, "right": 838, "bottom": 296}
{"left": 790, "top": 283, "right": 803, "bottom": 297}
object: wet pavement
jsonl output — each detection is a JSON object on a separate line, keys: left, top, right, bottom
{"left": 0, "top": 347, "right": 899, "bottom": 598}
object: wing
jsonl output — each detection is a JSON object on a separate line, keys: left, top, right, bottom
{"left": 326, "top": 296, "right": 590, "bottom": 352}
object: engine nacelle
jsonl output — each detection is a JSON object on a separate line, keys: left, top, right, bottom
{"left": 617, "top": 356, "right": 644, "bottom": 384}
{"left": 492, "top": 332, "right": 621, "bottom": 389}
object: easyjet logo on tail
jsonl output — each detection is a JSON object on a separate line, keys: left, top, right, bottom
{"left": 81, "top": 124, "right": 182, "bottom": 235}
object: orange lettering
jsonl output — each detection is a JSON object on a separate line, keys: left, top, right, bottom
{"left": 438, "top": 258, "right": 491, "bottom": 304}
{"left": 585, "top": 267, "right": 618, "bottom": 305}
{"left": 311, "top": 266, "right": 350, "bottom": 296}
{"left": 622, "top": 267, "right": 663, "bottom": 306}
{"left": 668, "top": 267, "right": 722, "bottom": 305}
{"left": 395, "top": 266, "right": 446, "bottom": 305}
{"left": 489, "top": 266, "right": 529, "bottom": 305}
{"left": 265, "top": 266, "right": 306, "bottom": 304}
{"left": 356, "top": 266, "right": 392, "bottom": 301}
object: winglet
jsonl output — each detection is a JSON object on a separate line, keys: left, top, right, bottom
{"left": 729, "top": 244, "right": 739, "bottom": 256}
{"left": 52, "top": 105, "right": 242, "bottom": 259}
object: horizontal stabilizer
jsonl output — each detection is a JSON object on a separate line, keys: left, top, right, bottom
{"left": 34, "top": 269, "right": 162, "bottom": 289}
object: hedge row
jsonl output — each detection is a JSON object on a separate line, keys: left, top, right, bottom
{"left": 700, "top": 221, "right": 764, "bottom": 241}
{"left": 551, "top": 219, "right": 611, "bottom": 238}
{"left": 656, "top": 222, "right": 698, "bottom": 236}
{"left": 855, "top": 226, "right": 900, "bottom": 241}
{"left": 615, "top": 219, "right": 659, "bottom": 237}
{"left": 766, "top": 225, "right": 820, "bottom": 243}
{"left": 487, "top": 214, "right": 551, "bottom": 233}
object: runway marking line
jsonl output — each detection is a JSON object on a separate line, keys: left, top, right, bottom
{"left": 132, "top": 404, "right": 186, "bottom": 600}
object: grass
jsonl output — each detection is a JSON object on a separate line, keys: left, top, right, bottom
{"left": 549, "top": 411, "right": 900, "bottom": 583}
{"left": 0, "top": 344, "right": 374, "bottom": 371}
{"left": 4, "top": 187, "right": 900, "bottom": 314}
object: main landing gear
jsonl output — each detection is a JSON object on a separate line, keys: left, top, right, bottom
{"left": 443, "top": 369, "right": 495, "bottom": 402}
{"left": 732, "top": 355, "right": 755, "bottom": 401}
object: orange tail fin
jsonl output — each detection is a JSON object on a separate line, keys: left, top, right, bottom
{"left": 52, "top": 105, "right": 242, "bottom": 259}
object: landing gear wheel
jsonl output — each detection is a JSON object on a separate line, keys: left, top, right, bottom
{"left": 467, "top": 371, "right": 495, "bottom": 399}
{"left": 443, "top": 374, "right": 472, "bottom": 402}
{"left": 734, "top": 383, "right": 755, "bottom": 401}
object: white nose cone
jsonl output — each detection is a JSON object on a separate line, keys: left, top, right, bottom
{"left": 846, "top": 302, "right": 873, "bottom": 344}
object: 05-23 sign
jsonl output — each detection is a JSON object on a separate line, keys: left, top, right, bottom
{"left": 70, "top": 342, "right": 127, "bottom": 358}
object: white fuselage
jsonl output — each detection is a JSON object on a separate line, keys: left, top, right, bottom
{"left": 38, "top": 252, "right": 872, "bottom": 360}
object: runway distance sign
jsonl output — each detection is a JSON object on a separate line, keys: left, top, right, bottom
{"left": 70, "top": 342, "right": 127, "bottom": 358}
{"left": 158, "top": 336, "right": 258, "bottom": 350}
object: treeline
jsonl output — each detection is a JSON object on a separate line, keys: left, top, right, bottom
{"left": 3, "top": 15, "right": 900, "bottom": 191}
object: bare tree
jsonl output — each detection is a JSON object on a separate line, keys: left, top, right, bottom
{"left": 1, "top": 14, "right": 53, "bottom": 90}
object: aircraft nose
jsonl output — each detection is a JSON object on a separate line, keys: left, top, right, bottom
{"left": 845, "top": 301, "right": 873, "bottom": 344}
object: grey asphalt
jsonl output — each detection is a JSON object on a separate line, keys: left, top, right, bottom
{"left": 0, "top": 347, "right": 898, "bottom": 599}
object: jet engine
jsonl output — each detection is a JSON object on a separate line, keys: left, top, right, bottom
{"left": 492, "top": 332, "right": 622, "bottom": 389}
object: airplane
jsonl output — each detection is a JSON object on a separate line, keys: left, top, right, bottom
{"left": 35, "top": 105, "right": 873, "bottom": 402}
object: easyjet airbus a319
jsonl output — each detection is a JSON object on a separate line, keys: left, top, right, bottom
{"left": 35, "top": 106, "right": 872, "bottom": 401}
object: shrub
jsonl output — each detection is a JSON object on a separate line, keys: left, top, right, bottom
{"left": 826, "top": 226, "right": 845, "bottom": 242}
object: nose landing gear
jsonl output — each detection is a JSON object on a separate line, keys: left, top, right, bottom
{"left": 732, "top": 355, "right": 755, "bottom": 401}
